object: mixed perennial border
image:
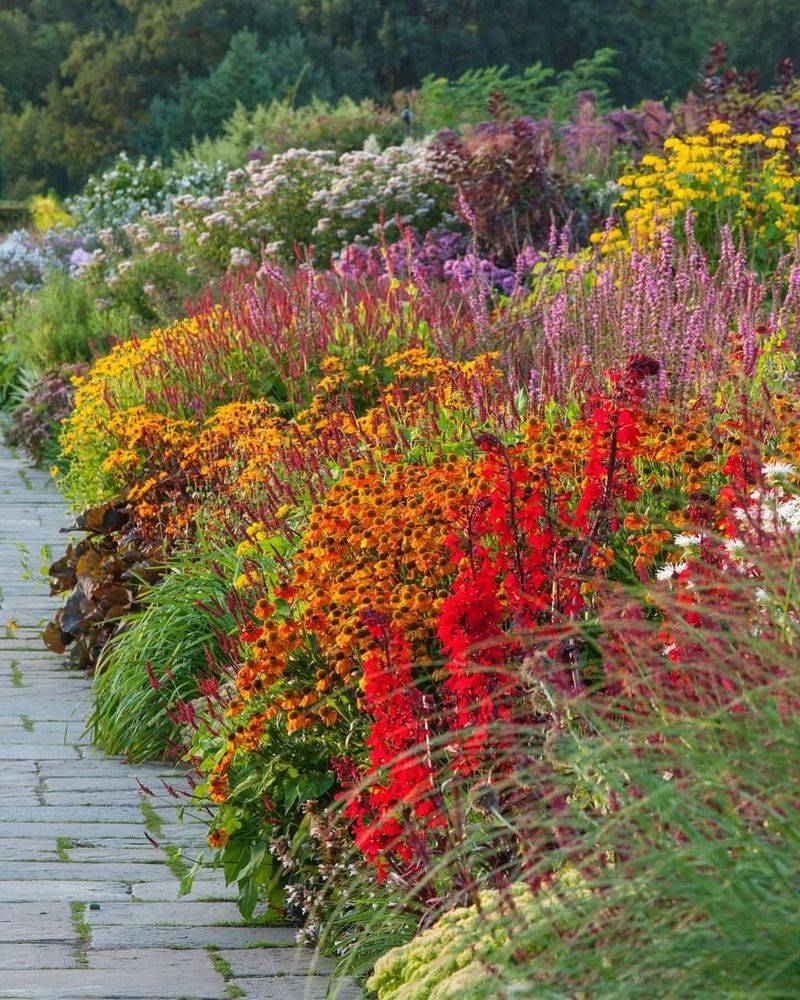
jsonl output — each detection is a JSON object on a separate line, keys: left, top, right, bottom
{"left": 1, "top": 51, "right": 799, "bottom": 998}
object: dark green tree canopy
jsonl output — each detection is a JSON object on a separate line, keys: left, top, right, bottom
{"left": 0, "top": 0, "right": 798, "bottom": 195}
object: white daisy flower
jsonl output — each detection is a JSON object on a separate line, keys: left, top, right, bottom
{"left": 724, "top": 537, "right": 745, "bottom": 554}
{"left": 656, "top": 561, "right": 687, "bottom": 581}
{"left": 763, "top": 460, "right": 796, "bottom": 480}
{"left": 674, "top": 533, "right": 702, "bottom": 547}
{"left": 777, "top": 498, "right": 800, "bottom": 532}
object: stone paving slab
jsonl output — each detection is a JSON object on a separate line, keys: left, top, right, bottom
{"left": 0, "top": 903, "right": 74, "bottom": 943}
{"left": 218, "top": 947, "right": 334, "bottom": 976}
{"left": 235, "top": 978, "right": 362, "bottom": 999}
{"left": 40, "top": 774, "right": 157, "bottom": 789}
{"left": 0, "top": 880, "right": 132, "bottom": 902}
{"left": 0, "top": 861, "right": 177, "bottom": 881}
{"left": 0, "top": 443, "right": 353, "bottom": 999}
{"left": 0, "top": 804, "right": 152, "bottom": 820}
{"left": 45, "top": 790, "right": 149, "bottom": 804}
{"left": 0, "top": 921, "right": 74, "bottom": 944}
{"left": 0, "top": 968, "right": 228, "bottom": 999}
{"left": 90, "top": 925, "right": 298, "bottom": 950}
{"left": 85, "top": 900, "right": 246, "bottom": 925}
{"left": 0, "top": 712, "right": 84, "bottom": 724}
{"left": 130, "top": 878, "right": 241, "bottom": 901}
{"left": 67, "top": 846, "right": 173, "bottom": 863}
{"left": 0, "top": 822, "right": 209, "bottom": 845}
{"left": 0, "top": 844, "right": 62, "bottom": 862}
{"left": 0, "top": 732, "right": 88, "bottom": 749}
{"left": 0, "top": 745, "right": 81, "bottom": 760}
{"left": 0, "top": 790, "right": 41, "bottom": 805}
{"left": 0, "top": 942, "right": 77, "bottom": 970}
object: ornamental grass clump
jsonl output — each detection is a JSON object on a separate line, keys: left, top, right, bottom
{"left": 90, "top": 542, "right": 240, "bottom": 760}
{"left": 366, "top": 668, "right": 800, "bottom": 998}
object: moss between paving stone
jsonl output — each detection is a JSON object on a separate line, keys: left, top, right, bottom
{"left": 243, "top": 941, "right": 292, "bottom": 949}
{"left": 69, "top": 901, "right": 91, "bottom": 968}
{"left": 56, "top": 836, "right": 75, "bottom": 861}
{"left": 206, "top": 946, "right": 246, "bottom": 998}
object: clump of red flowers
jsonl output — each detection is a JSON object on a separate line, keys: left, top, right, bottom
{"left": 339, "top": 617, "right": 444, "bottom": 883}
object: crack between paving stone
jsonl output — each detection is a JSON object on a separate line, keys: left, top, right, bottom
{"left": 34, "top": 761, "right": 47, "bottom": 806}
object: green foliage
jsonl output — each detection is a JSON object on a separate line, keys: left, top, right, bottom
{"left": 6, "top": 271, "right": 130, "bottom": 372}
{"left": 0, "top": 103, "right": 67, "bottom": 198}
{"left": 90, "top": 542, "right": 238, "bottom": 761}
{"left": 180, "top": 96, "right": 404, "bottom": 170}
{"left": 0, "top": 201, "right": 30, "bottom": 233}
{"left": 103, "top": 249, "right": 208, "bottom": 327}
{"left": 3, "top": 0, "right": 798, "bottom": 195}
{"left": 415, "top": 49, "right": 618, "bottom": 132}
{"left": 367, "top": 681, "right": 800, "bottom": 997}
{"left": 136, "top": 30, "right": 325, "bottom": 157}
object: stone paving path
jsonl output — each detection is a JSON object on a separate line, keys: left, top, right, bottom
{"left": 0, "top": 444, "right": 358, "bottom": 1000}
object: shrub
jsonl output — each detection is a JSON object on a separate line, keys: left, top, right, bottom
{"left": 183, "top": 96, "right": 405, "bottom": 170}
{"left": 412, "top": 50, "right": 619, "bottom": 133}
{"left": 29, "top": 194, "right": 72, "bottom": 231}
{"left": 67, "top": 152, "right": 229, "bottom": 233}
{"left": 675, "top": 43, "right": 800, "bottom": 139}
{"left": 0, "top": 199, "right": 30, "bottom": 233}
{"left": 113, "top": 142, "right": 448, "bottom": 278}
{"left": 431, "top": 117, "right": 573, "bottom": 262}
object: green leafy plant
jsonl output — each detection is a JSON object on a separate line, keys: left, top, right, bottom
{"left": 90, "top": 542, "right": 239, "bottom": 760}
{"left": 414, "top": 49, "right": 618, "bottom": 132}
{"left": 7, "top": 270, "right": 130, "bottom": 372}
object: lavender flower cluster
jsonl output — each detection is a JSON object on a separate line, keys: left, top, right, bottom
{"left": 0, "top": 228, "right": 91, "bottom": 301}
{"left": 334, "top": 228, "right": 543, "bottom": 295}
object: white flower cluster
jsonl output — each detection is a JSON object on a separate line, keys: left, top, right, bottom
{"left": 735, "top": 467, "right": 800, "bottom": 535}
{"left": 121, "top": 141, "right": 446, "bottom": 272}
{"left": 67, "top": 151, "right": 229, "bottom": 233}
